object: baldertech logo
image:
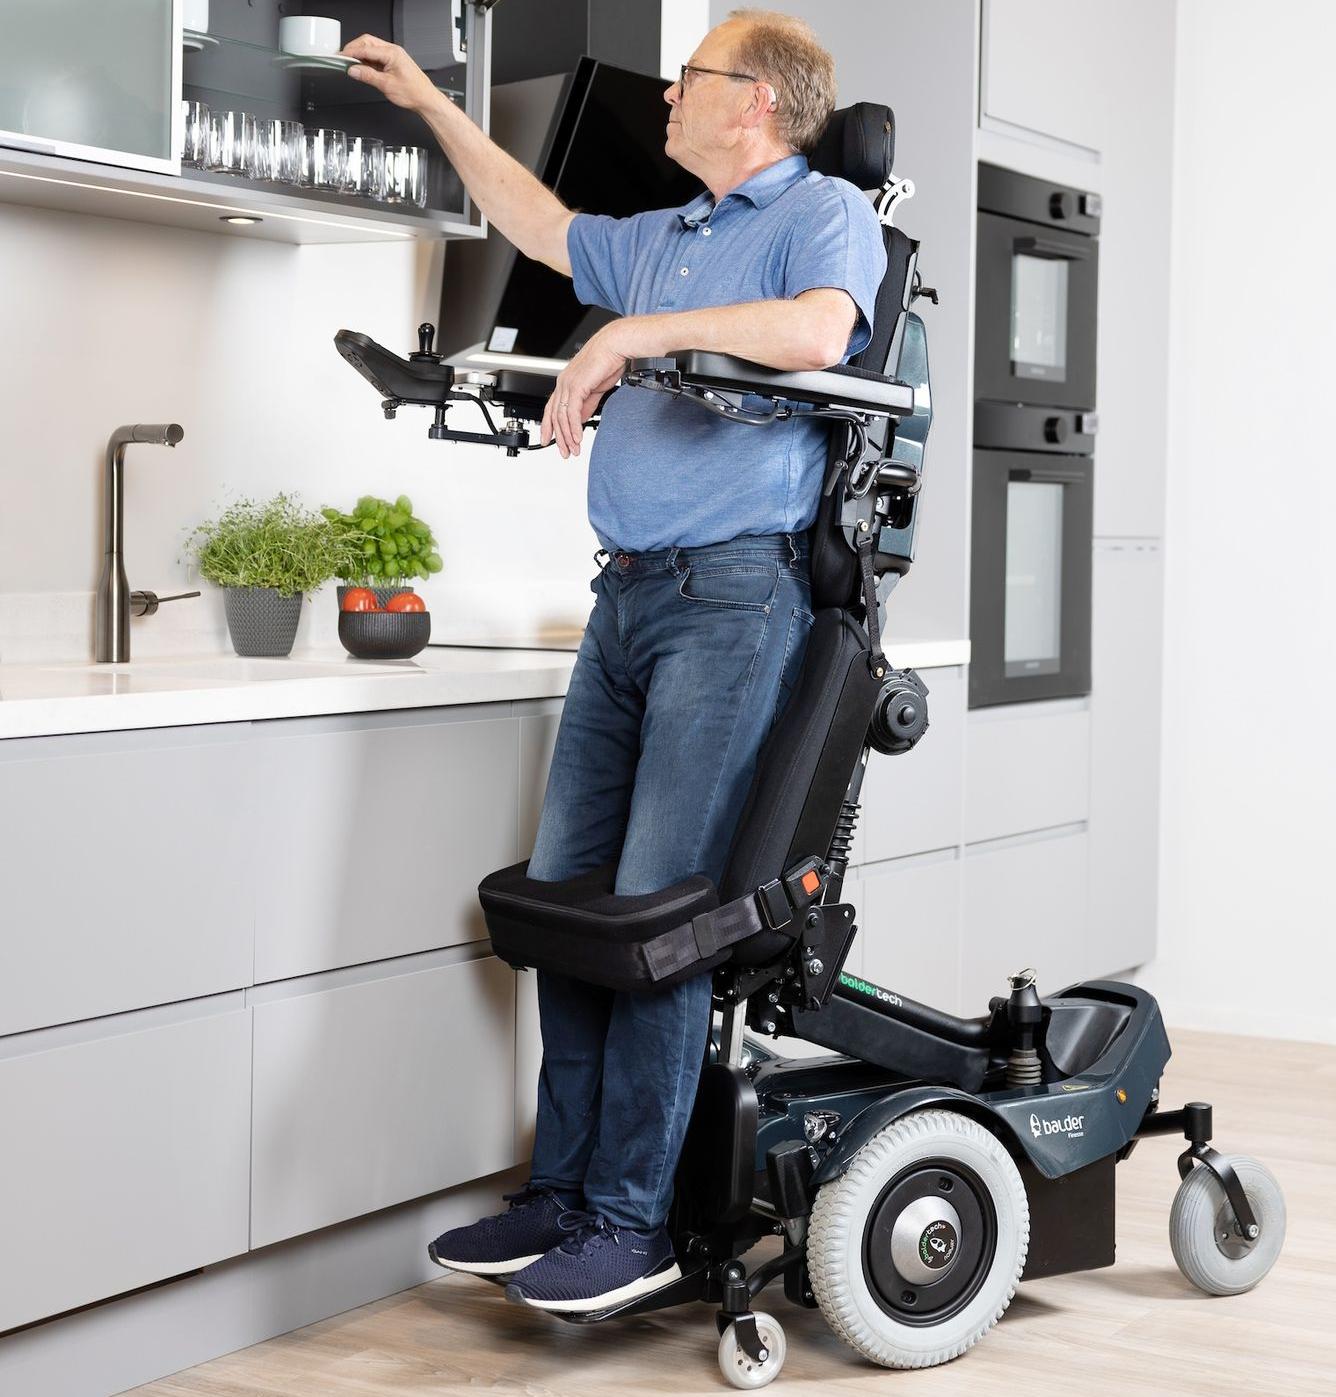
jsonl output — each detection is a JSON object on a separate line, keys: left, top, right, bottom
{"left": 837, "top": 973, "right": 903, "bottom": 1008}
{"left": 1029, "top": 1112, "right": 1086, "bottom": 1141}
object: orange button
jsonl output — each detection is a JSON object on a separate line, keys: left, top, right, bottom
{"left": 801, "top": 870, "right": 821, "bottom": 895}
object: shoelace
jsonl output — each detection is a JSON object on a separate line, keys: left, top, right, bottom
{"left": 556, "top": 1211, "right": 621, "bottom": 1257}
{"left": 501, "top": 1185, "right": 587, "bottom": 1230}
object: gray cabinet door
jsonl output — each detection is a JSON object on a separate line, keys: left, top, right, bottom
{"left": 964, "top": 701, "right": 1090, "bottom": 844}
{"left": 981, "top": 0, "right": 1104, "bottom": 152}
{"left": 961, "top": 830, "right": 1089, "bottom": 1006}
{"left": 0, "top": 1005, "right": 251, "bottom": 1332}
{"left": 252, "top": 709, "right": 519, "bottom": 982}
{"left": 856, "top": 668, "right": 965, "bottom": 866}
{"left": 1088, "top": 543, "right": 1162, "bottom": 974}
{"left": 0, "top": 724, "right": 255, "bottom": 1036}
{"left": 250, "top": 955, "right": 517, "bottom": 1248}
{"left": 855, "top": 852, "right": 965, "bottom": 1015}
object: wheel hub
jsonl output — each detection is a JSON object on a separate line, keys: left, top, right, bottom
{"left": 863, "top": 1161, "right": 997, "bottom": 1325}
{"left": 1213, "top": 1199, "right": 1259, "bottom": 1259}
{"left": 890, "top": 1196, "right": 962, "bottom": 1284}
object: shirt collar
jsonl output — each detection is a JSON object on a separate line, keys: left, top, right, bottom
{"left": 677, "top": 153, "right": 810, "bottom": 227}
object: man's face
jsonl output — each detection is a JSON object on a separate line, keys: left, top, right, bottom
{"left": 664, "top": 21, "right": 768, "bottom": 174}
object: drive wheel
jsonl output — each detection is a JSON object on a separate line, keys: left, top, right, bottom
{"left": 717, "top": 1312, "right": 786, "bottom": 1389}
{"left": 1169, "top": 1155, "right": 1285, "bottom": 1295}
{"left": 808, "top": 1109, "right": 1028, "bottom": 1368}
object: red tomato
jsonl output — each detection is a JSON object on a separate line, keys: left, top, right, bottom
{"left": 385, "top": 592, "right": 426, "bottom": 613}
{"left": 341, "top": 588, "right": 381, "bottom": 612}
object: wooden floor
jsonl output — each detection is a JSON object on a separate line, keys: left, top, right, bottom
{"left": 134, "top": 1029, "right": 1336, "bottom": 1397}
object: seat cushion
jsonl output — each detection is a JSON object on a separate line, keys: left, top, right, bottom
{"left": 479, "top": 860, "right": 723, "bottom": 992}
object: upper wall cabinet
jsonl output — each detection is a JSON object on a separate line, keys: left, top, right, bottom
{"left": 0, "top": 0, "right": 180, "bottom": 172}
{"left": 0, "top": 0, "right": 492, "bottom": 243}
{"left": 980, "top": 0, "right": 1105, "bottom": 153}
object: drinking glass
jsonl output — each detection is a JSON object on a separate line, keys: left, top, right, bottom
{"left": 207, "top": 110, "right": 260, "bottom": 176}
{"left": 385, "top": 144, "right": 428, "bottom": 208}
{"left": 302, "top": 128, "right": 347, "bottom": 190}
{"left": 344, "top": 135, "right": 386, "bottom": 200}
{"left": 257, "top": 118, "right": 304, "bottom": 185}
{"left": 181, "top": 100, "right": 210, "bottom": 168}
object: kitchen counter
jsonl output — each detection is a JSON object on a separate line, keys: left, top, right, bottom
{"left": 0, "top": 637, "right": 971, "bottom": 741}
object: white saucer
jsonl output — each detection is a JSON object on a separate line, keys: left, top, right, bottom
{"left": 275, "top": 52, "right": 362, "bottom": 73}
{"left": 182, "top": 29, "right": 219, "bottom": 51}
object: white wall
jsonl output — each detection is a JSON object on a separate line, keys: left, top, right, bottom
{"left": 0, "top": 194, "right": 598, "bottom": 662}
{"left": 1135, "top": 0, "right": 1336, "bottom": 1043}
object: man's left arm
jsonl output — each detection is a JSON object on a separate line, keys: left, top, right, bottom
{"left": 541, "top": 293, "right": 856, "bottom": 457}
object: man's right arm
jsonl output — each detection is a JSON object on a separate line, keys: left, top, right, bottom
{"left": 343, "top": 34, "right": 574, "bottom": 275}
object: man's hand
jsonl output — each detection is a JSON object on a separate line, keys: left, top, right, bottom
{"left": 540, "top": 325, "right": 633, "bottom": 459}
{"left": 343, "top": 34, "right": 441, "bottom": 114}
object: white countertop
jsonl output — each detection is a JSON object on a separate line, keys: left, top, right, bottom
{"left": 0, "top": 637, "right": 970, "bottom": 741}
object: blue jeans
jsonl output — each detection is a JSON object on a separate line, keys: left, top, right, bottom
{"left": 525, "top": 532, "right": 815, "bottom": 1229}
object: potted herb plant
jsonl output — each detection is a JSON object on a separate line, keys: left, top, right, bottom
{"left": 186, "top": 494, "right": 353, "bottom": 657}
{"left": 324, "top": 494, "right": 443, "bottom": 607}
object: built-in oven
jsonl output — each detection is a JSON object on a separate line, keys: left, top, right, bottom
{"left": 970, "top": 165, "right": 1101, "bottom": 708}
{"left": 975, "top": 163, "right": 1101, "bottom": 409}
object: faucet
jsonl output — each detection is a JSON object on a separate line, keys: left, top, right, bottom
{"left": 95, "top": 423, "right": 199, "bottom": 663}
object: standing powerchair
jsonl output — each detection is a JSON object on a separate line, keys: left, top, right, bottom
{"left": 336, "top": 103, "right": 1286, "bottom": 1389}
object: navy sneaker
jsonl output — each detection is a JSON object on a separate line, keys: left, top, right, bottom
{"left": 504, "top": 1214, "right": 681, "bottom": 1312}
{"left": 428, "top": 1184, "right": 584, "bottom": 1277}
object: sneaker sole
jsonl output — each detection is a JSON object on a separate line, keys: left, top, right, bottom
{"left": 427, "top": 1241, "right": 545, "bottom": 1276}
{"left": 506, "top": 1260, "right": 683, "bottom": 1313}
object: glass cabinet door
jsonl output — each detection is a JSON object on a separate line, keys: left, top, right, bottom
{"left": 0, "top": 0, "right": 181, "bottom": 173}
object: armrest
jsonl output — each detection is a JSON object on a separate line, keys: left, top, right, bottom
{"left": 629, "top": 351, "right": 915, "bottom": 417}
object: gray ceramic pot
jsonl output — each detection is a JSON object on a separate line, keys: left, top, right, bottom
{"left": 223, "top": 587, "right": 303, "bottom": 657}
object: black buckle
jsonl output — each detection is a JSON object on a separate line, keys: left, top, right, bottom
{"left": 756, "top": 879, "right": 792, "bottom": 931}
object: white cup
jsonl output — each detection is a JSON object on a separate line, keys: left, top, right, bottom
{"left": 278, "top": 16, "right": 341, "bottom": 57}
{"left": 183, "top": 0, "right": 209, "bottom": 32}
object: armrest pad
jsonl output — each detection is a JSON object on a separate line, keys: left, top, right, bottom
{"left": 635, "top": 351, "right": 914, "bottom": 416}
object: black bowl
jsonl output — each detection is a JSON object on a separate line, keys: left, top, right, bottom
{"left": 338, "top": 609, "right": 431, "bottom": 660}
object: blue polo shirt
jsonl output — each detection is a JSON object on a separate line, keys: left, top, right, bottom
{"left": 567, "top": 153, "right": 886, "bottom": 553}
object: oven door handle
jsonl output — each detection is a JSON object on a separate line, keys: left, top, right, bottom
{"left": 1013, "top": 235, "right": 1091, "bottom": 261}
{"left": 1010, "top": 464, "right": 1090, "bottom": 485}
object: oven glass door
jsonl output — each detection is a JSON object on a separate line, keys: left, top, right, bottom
{"left": 975, "top": 211, "right": 1098, "bottom": 410}
{"left": 970, "top": 450, "right": 1093, "bottom": 707}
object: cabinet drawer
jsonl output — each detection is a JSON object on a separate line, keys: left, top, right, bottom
{"left": 0, "top": 1007, "right": 251, "bottom": 1333}
{"left": 965, "top": 701, "right": 1090, "bottom": 844}
{"left": 250, "top": 955, "right": 517, "bottom": 1248}
{"left": 961, "top": 830, "right": 1088, "bottom": 1006}
{"left": 252, "top": 710, "right": 519, "bottom": 981}
{"left": 0, "top": 725, "right": 255, "bottom": 1036}
{"left": 856, "top": 668, "right": 965, "bottom": 865}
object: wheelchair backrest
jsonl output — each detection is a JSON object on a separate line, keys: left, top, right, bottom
{"left": 718, "top": 105, "right": 932, "bottom": 940}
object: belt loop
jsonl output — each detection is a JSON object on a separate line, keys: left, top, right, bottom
{"left": 786, "top": 532, "right": 799, "bottom": 563}
{"left": 667, "top": 545, "right": 683, "bottom": 576}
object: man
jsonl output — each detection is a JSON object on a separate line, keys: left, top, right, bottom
{"left": 344, "top": 9, "right": 884, "bottom": 1313}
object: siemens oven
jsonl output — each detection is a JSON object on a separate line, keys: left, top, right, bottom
{"left": 971, "top": 165, "right": 1100, "bottom": 708}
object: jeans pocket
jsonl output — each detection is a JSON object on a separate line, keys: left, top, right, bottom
{"left": 773, "top": 605, "right": 816, "bottom": 727}
{"left": 676, "top": 561, "right": 779, "bottom": 612}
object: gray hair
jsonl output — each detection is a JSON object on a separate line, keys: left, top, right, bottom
{"left": 727, "top": 9, "right": 836, "bottom": 154}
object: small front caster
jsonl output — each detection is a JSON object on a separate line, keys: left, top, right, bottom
{"left": 1170, "top": 1154, "right": 1286, "bottom": 1295}
{"left": 718, "top": 1311, "right": 786, "bottom": 1389}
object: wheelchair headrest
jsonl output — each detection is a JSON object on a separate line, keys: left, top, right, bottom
{"left": 809, "top": 103, "right": 895, "bottom": 190}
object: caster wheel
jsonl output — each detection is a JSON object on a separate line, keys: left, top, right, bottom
{"left": 717, "top": 1312, "right": 786, "bottom": 1389}
{"left": 808, "top": 1109, "right": 1028, "bottom": 1368}
{"left": 1170, "top": 1154, "right": 1285, "bottom": 1295}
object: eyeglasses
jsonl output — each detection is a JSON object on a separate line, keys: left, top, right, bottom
{"left": 678, "top": 62, "right": 762, "bottom": 90}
